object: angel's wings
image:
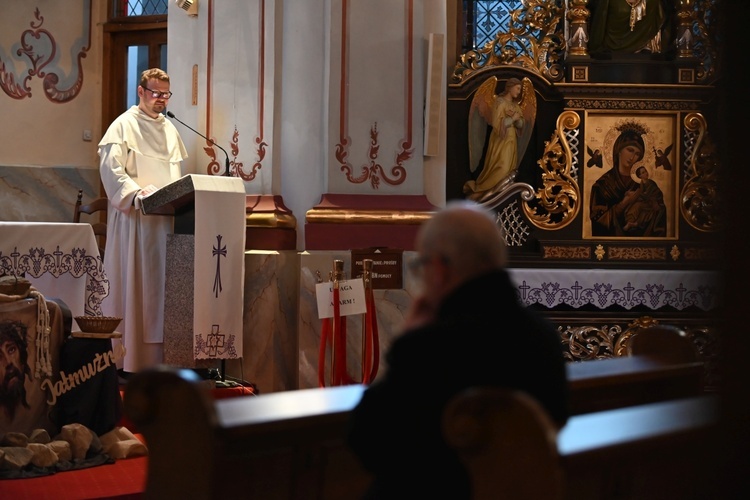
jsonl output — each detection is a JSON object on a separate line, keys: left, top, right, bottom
{"left": 587, "top": 146, "right": 603, "bottom": 168}
{"left": 468, "top": 76, "right": 498, "bottom": 173}
{"left": 516, "top": 77, "right": 537, "bottom": 174}
{"left": 655, "top": 143, "right": 674, "bottom": 170}
{"left": 468, "top": 76, "right": 536, "bottom": 175}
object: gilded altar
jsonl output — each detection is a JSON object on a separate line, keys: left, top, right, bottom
{"left": 447, "top": 0, "right": 723, "bottom": 381}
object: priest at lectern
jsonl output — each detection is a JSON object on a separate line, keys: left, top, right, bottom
{"left": 98, "top": 68, "right": 188, "bottom": 376}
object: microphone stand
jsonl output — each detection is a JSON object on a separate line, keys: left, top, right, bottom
{"left": 166, "top": 111, "right": 231, "bottom": 176}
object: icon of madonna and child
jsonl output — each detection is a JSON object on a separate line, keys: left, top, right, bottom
{"left": 587, "top": 119, "right": 672, "bottom": 238}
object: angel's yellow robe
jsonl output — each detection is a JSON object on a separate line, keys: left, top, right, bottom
{"left": 464, "top": 96, "right": 524, "bottom": 199}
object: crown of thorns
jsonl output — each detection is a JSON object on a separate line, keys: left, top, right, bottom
{"left": 0, "top": 320, "right": 27, "bottom": 347}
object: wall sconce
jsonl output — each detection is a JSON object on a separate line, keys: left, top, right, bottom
{"left": 175, "top": 0, "right": 198, "bottom": 17}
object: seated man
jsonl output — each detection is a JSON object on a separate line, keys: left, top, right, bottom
{"left": 346, "top": 200, "right": 569, "bottom": 499}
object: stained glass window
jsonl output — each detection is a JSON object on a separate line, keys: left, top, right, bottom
{"left": 463, "top": 1, "right": 521, "bottom": 51}
{"left": 112, "top": 0, "right": 168, "bottom": 17}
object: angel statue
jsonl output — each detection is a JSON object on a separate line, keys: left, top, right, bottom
{"left": 463, "top": 76, "right": 536, "bottom": 202}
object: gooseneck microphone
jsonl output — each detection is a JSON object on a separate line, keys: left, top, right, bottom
{"left": 166, "top": 111, "right": 231, "bottom": 177}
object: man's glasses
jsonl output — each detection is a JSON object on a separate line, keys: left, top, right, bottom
{"left": 407, "top": 255, "right": 431, "bottom": 276}
{"left": 407, "top": 254, "right": 448, "bottom": 278}
{"left": 142, "top": 86, "right": 173, "bottom": 99}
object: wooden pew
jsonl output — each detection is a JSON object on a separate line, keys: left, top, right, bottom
{"left": 124, "top": 367, "right": 371, "bottom": 500}
{"left": 123, "top": 356, "right": 709, "bottom": 499}
{"left": 567, "top": 321, "right": 706, "bottom": 414}
{"left": 566, "top": 355, "right": 705, "bottom": 414}
{"left": 559, "top": 395, "right": 718, "bottom": 499}
{"left": 444, "top": 388, "right": 719, "bottom": 500}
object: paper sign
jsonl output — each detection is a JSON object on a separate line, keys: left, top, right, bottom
{"left": 315, "top": 278, "right": 367, "bottom": 319}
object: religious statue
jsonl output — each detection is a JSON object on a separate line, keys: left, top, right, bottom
{"left": 588, "top": 0, "right": 671, "bottom": 54}
{"left": 463, "top": 76, "right": 536, "bottom": 202}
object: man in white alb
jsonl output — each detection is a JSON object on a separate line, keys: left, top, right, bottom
{"left": 98, "top": 68, "right": 187, "bottom": 375}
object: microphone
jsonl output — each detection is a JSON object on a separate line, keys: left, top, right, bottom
{"left": 166, "top": 111, "right": 231, "bottom": 177}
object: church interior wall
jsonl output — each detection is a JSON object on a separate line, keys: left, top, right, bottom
{"left": 0, "top": 1, "right": 730, "bottom": 395}
{"left": 0, "top": 0, "right": 105, "bottom": 222}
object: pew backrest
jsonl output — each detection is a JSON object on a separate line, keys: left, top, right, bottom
{"left": 566, "top": 355, "right": 704, "bottom": 414}
{"left": 558, "top": 394, "right": 719, "bottom": 499}
{"left": 445, "top": 387, "right": 719, "bottom": 500}
{"left": 442, "top": 387, "right": 565, "bottom": 500}
{"left": 618, "top": 322, "right": 699, "bottom": 363}
{"left": 125, "top": 360, "right": 712, "bottom": 500}
{"left": 124, "top": 367, "right": 369, "bottom": 500}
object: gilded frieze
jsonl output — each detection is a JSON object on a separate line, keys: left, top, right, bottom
{"left": 542, "top": 246, "right": 591, "bottom": 259}
{"left": 684, "top": 246, "right": 720, "bottom": 261}
{"left": 607, "top": 246, "right": 667, "bottom": 260}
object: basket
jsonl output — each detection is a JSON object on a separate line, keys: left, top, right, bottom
{"left": 74, "top": 316, "right": 122, "bottom": 334}
{"left": 0, "top": 275, "right": 32, "bottom": 296}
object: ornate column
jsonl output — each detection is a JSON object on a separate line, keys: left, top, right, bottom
{"left": 674, "top": 0, "right": 696, "bottom": 59}
{"left": 566, "top": 0, "right": 590, "bottom": 57}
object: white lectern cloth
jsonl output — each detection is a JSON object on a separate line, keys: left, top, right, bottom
{"left": 191, "top": 175, "right": 246, "bottom": 360}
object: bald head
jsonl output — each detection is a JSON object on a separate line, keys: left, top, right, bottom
{"left": 416, "top": 200, "right": 507, "bottom": 284}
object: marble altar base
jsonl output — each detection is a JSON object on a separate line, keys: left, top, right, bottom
{"left": 223, "top": 250, "right": 299, "bottom": 393}
{"left": 164, "top": 237, "right": 301, "bottom": 394}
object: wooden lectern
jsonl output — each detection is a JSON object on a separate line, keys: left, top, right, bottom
{"left": 142, "top": 174, "right": 246, "bottom": 370}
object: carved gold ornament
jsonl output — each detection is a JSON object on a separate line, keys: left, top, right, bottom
{"left": 680, "top": 113, "right": 721, "bottom": 232}
{"left": 451, "top": 0, "right": 565, "bottom": 84}
{"left": 522, "top": 110, "right": 580, "bottom": 229}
